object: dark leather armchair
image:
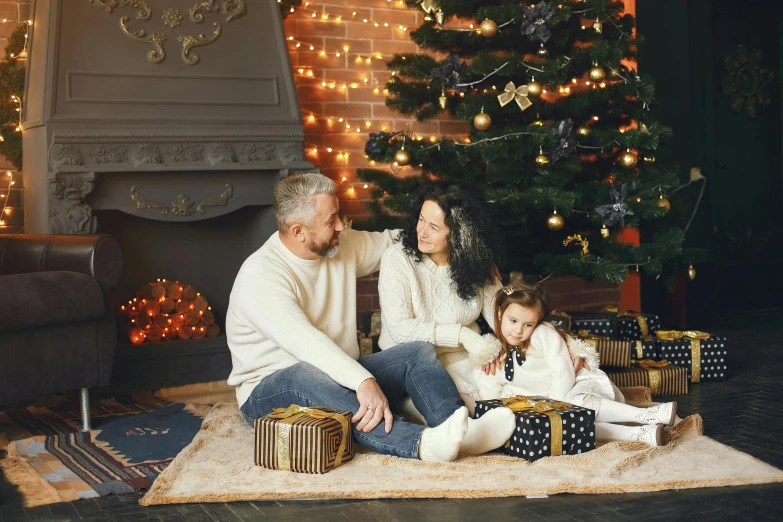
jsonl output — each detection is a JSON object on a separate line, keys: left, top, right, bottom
{"left": 0, "top": 234, "right": 123, "bottom": 430}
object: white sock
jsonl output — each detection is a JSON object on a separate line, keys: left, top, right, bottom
{"left": 418, "top": 406, "right": 469, "bottom": 462}
{"left": 596, "top": 421, "right": 641, "bottom": 440}
{"left": 459, "top": 407, "right": 516, "bottom": 456}
{"left": 596, "top": 398, "right": 655, "bottom": 423}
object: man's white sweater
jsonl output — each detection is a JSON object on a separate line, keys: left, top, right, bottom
{"left": 226, "top": 229, "right": 396, "bottom": 407}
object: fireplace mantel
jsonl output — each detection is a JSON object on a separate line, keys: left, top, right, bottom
{"left": 23, "top": 0, "right": 312, "bottom": 234}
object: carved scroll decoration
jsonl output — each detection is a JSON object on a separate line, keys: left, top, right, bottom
{"left": 90, "top": 0, "right": 151, "bottom": 20}
{"left": 177, "top": 23, "right": 222, "bottom": 65}
{"left": 131, "top": 185, "right": 169, "bottom": 215}
{"left": 191, "top": 0, "right": 246, "bottom": 23}
{"left": 120, "top": 16, "right": 166, "bottom": 64}
{"left": 172, "top": 194, "right": 195, "bottom": 216}
{"left": 50, "top": 174, "right": 96, "bottom": 234}
{"left": 162, "top": 8, "right": 183, "bottom": 28}
{"left": 197, "top": 184, "right": 233, "bottom": 214}
{"left": 49, "top": 144, "right": 84, "bottom": 167}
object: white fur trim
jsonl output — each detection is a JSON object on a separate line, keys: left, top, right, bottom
{"left": 468, "top": 334, "right": 502, "bottom": 368}
{"left": 567, "top": 337, "right": 600, "bottom": 371}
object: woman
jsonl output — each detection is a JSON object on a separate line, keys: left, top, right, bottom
{"left": 377, "top": 186, "right": 508, "bottom": 408}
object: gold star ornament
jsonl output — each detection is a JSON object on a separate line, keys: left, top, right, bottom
{"left": 498, "top": 81, "right": 532, "bottom": 111}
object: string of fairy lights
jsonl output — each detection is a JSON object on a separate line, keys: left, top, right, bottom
{"left": 0, "top": 19, "right": 31, "bottom": 229}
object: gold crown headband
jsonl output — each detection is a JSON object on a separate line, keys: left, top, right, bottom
{"left": 502, "top": 285, "right": 539, "bottom": 298}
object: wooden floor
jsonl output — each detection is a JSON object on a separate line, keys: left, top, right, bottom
{"left": 2, "top": 309, "right": 783, "bottom": 521}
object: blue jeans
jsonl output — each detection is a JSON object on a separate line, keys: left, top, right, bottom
{"left": 240, "top": 341, "right": 464, "bottom": 459}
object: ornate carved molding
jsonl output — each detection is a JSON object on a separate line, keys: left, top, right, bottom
{"left": 206, "top": 142, "right": 237, "bottom": 165}
{"left": 178, "top": 23, "right": 222, "bottom": 65}
{"left": 190, "top": 0, "right": 246, "bottom": 24}
{"left": 222, "top": 0, "right": 247, "bottom": 22}
{"left": 166, "top": 144, "right": 205, "bottom": 163}
{"left": 87, "top": 145, "right": 128, "bottom": 164}
{"left": 120, "top": 16, "right": 166, "bottom": 64}
{"left": 49, "top": 174, "right": 96, "bottom": 234}
{"left": 48, "top": 141, "right": 311, "bottom": 170}
{"left": 162, "top": 8, "right": 183, "bottom": 28}
{"left": 131, "top": 185, "right": 168, "bottom": 215}
{"left": 50, "top": 144, "right": 84, "bottom": 167}
{"left": 197, "top": 184, "right": 233, "bottom": 214}
{"left": 131, "top": 143, "right": 163, "bottom": 166}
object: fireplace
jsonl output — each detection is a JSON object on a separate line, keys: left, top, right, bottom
{"left": 22, "top": 1, "right": 313, "bottom": 389}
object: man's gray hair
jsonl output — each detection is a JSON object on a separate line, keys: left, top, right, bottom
{"left": 274, "top": 172, "right": 336, "bottom": 233}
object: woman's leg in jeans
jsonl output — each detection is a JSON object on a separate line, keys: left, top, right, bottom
{"left": 359, "top": 341, "right": 464, "bottom": 427}
{"left": 239, "top": 361, "right": 424, "bottom": 459}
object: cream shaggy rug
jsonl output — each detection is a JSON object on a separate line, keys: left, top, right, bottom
{"left": 140, "top": 401, "right": 783, "bottom": 505}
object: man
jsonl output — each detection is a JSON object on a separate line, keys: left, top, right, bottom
{"left": 227, "top": 173, "right": 508, "bottom": 461}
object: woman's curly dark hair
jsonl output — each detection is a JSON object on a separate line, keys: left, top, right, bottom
{"left": 398, "top": 185, "right": 505, "bottom": 300}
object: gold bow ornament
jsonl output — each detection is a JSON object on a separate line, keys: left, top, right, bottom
{"left": 655, "top": 330, "right": 712, "bottom": 383}
{"left": 501, "top": 396, "right": 571, "bottom": 456}
{"left": 602, "top": 306, "right": 652, "bottom": 339}
{"left": 498, "top": 81, "right": 533, "bottom": 111}
{"left": 262, "top": 404, "right": 351, "bottom": 472}
{"left": 630, "top": 358, "right": 669, "bottom": 394}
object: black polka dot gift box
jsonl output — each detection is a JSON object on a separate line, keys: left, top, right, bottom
{"left": 616, "top": 311, "right": 661, "bottom": 342}
{"left": 569, "top": 312, "right": 617, "bottom": 338}
{"left": 630, "top": 339, "right": 660, "bottom": 361}
{"left": 654, "top": 330, "right": 728, "bottom": 383}
{"left": 474, "top": 396, "right": 595, "bottom": 462}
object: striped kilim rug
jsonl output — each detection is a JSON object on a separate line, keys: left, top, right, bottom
{"left": 1, "top": 383, "right": 232, "bottom": 506}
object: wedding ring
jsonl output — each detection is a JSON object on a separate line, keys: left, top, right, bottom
{"left": 367, "top": 407, "right": 374, "bottom": 412}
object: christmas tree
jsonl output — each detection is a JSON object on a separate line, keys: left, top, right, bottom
{"left": 0, "top": 23, "right": 27, "bottom": 169}
{"left": 359, "top": 0, "right": 703, "bottom": 287}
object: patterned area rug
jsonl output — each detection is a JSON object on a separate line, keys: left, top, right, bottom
{"left": 0, "top": 382, "right": 234, "bottom": 506}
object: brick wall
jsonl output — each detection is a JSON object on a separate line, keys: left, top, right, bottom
{"left": 0, "top": 1, "right": 30, "bottom": 234}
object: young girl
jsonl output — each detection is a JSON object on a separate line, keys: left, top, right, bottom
{"left": 481, "top": 280, "right": 678, "bottom": 447}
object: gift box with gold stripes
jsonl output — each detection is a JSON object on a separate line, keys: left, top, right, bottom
{"left": 616, "top": 311, "right": 661, "bottom": 341}
{"left": 654, "top": 331, "right": 728, "bottom": 383}
{"left": 604, "top": 362, "right": 688, "bottom": 396}
{"left": 254, "top": 405, "right": 353, "bottom": 474}
{"left": 474, "top": 396, "right": 595, "bottom": 462}
{"left": 575, "top": 333, "right": 633, "bottom": 368}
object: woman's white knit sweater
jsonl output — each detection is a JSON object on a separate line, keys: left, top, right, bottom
{"left": 377, "top": 243, "right": 501, "bottom": 396}
{"left": 226, "top": 229, "right": 396, "bottom": 408}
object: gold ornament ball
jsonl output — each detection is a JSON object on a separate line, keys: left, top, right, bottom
{"left": 656, "top": 196, "right": 671, "bottom": 214}
{"left": 527, "top": 81, "right": 542, "bottom": 97}
{"left": 589, "top": 65, "right": 606, "bottom": 82}
{"left": 643, "top": 154, "right": 656, "bottom": 164}
{"left": 688, "top": 264, "right": 696, "bottom": 281}
{"left": 394, "top": 148, "right": 411, "bottom": 166}
{"left": 600, "top": 225, "right": 610, "bottom": 238}
{"left": 593, "top": 21, "right": 603, "bottom": 33}
{"left": 479, "top": 19, "right": 498, "bottom": 37}
{"left": 473, "top": 111, "right": 492, "bottom": 131}
{"left": 547, "top": 212, "right": 565, "bottom": 231}
{"left": 532, "top": 117, "right": 545, "bottom": 127}
{"left": 537, "top": 45, "right": 549, "bottom": 57}
{"left": 576, "top": 125, "right": 591, "bottom": 136}
{"left": 619, "top": 150, "right": 638, "bottom": 168}
{"left": 535, "top": 153, "right": 550, "bottom": 167}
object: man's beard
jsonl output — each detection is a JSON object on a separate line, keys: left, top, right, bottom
{"left": 307, "top": 235, "right": 340, "bottom": 258}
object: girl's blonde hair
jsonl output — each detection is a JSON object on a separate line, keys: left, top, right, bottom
{"left": 493, "top": 280, "right": 553, "bottom": 356}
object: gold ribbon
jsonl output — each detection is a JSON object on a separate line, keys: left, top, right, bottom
{"left": 497, "top": 81, "right": 532, "bottom": 111}
{"left": 631, "top": 359, "right": 668, "bottom": 395}
{"left": 266, "top": 405, "right": 350, "bottom": 471}
{"left": 603, "top": 306, "right": 650, "bottom": 339}
{"left": 655, "top": 330, "right": 711, "bottom": 383}
{"left": 501, "top": 396, "right": 570, "bottom": 456}
{"left": 576, "top": 329, "right": 607, "bottom": 351}
{"left": 635, "top": 340, "right": 643, "bottom": 359}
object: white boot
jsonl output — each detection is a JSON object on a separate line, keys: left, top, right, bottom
{"left": 596, "top": 399, "right": 677, "bottom": 426}
{"left": 597, "top": 422, "right": 663, "bottom": 446}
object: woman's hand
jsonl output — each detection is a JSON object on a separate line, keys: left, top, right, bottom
{"left": 482, "top": 351, "right": 505, "bottom": 376}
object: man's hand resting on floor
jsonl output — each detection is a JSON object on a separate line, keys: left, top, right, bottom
{"left": 354, "top": 378, "right": 393, "bottom": 433}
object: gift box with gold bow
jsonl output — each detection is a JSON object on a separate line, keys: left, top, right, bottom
{"left": 654, "top": 330, "right": 728, "bottom": 383}
{"left": 604, "top": 360, "right": 688, "bottom": 396}
{"left": 613, "top": 310, "right": 661, "bottom": 341}
{"left": 474, "top": 396, "right": 595, "bottom": 462}
{"left": 574, "top": 330, "right": 633, "bottom": 368}
{"left": 254, "top": 404, "right": 353, "bottom": 474}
